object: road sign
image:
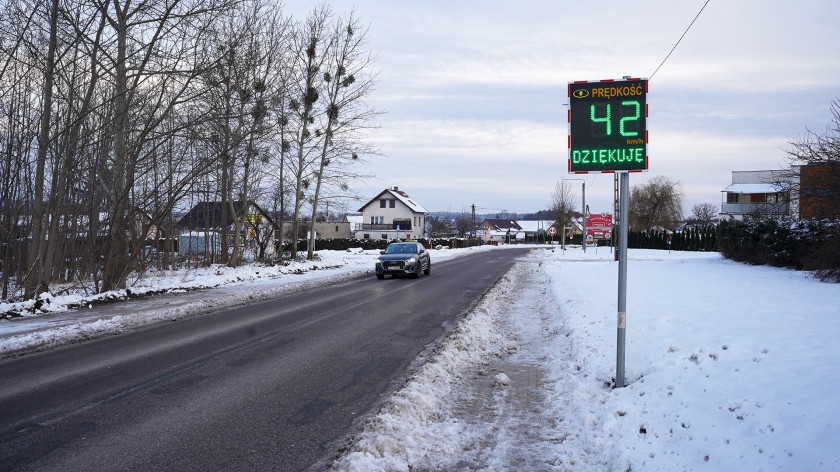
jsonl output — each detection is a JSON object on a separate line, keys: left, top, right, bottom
{"left": 548, "top": 226, "right": 557, "bottom": 236}
{"left": 585, "top": 213, "right": 613, "bottom": 240}
{"left": 568, "top": 79, "right": 648, "bottom": 173}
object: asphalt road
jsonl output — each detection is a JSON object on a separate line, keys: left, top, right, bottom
{"left": 0, "top": 247, "right": 532, "bottom": 471}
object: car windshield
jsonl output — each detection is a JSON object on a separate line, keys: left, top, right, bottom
{"left": 385, "top": 243, "right": 416, "bottom": 254}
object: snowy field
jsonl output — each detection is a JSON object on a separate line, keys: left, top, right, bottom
{"left": 2, "top": 246, "right": 839, "bottom": 471}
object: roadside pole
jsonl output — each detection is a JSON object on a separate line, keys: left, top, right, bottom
{"left": 616, "top": 171, "right": 629, "bottom": 388}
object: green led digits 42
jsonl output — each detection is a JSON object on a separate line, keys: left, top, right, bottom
{"left": 568, "top": 79, "right": 648, "bottom": 173}
{"left": 589, "top": 101, "right": 641, "bottom": 137}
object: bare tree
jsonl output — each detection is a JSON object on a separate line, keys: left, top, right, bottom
{"left": 96, "top": 0, "right": 239, "bottom": 291}
{"left": 628, "top": 176, "right": 684, "bottom": 231}
{"left": 782, "top": 98, "right": 840, "bottom": 218}
{"left": 689, "top": 203, "right": 718, "bottom": 226}
{"left": 453, "top": 210, "right": 473, "bottom": 237}
{"left": 198, "top": 0, "right": 290, "bottom": 267}
{"left": 306, "top": 10, "right": 378, "bottom": 259}
{"left": 0, "top": 1, "right": 42, "bottom": 299}
{"left": 550, "top": 181, "right": 576, "bottom": 248}
{"left": 427, "top": 215, "right": 454, "bottom": 238}
{"left": 23, "top": 0, "right": 58, "bottom": 299}
{"left": 286, "top": 6, "right": 331, "bottom": 259}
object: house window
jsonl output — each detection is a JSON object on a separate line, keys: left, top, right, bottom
{"left": 380, "top": 199, "right": 386, "bottom": 208}
{"left": 726, "top": 193, "right": 738, "bottom": 204}
{"left": 363, "top": 233, "right": 370, "bottom": 239}
{"left": 335, "top": 226, "right": 339, "bottom": 232}
{"left": 381, "top": 234, "right": 388, "bottom": 240}
{"left": 371, "top": 216, "right": 384, "bottom": 225}
{"left": 389, "top": 199, "right": 396, "bottom": 208}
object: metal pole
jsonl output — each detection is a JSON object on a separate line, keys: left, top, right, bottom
{"left": 582, "top": 182, "right": 586, "bottom": 253}
{"left": 616, "top": 172, "right": 629, "bottom": 388}
{"left": 562, "top": 178, "right": 587, "bottom": 252}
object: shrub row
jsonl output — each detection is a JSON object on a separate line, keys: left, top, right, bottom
{"left": 717, "top": 218, "right": 840, "bottom": 282}
{"left": 628, "top": 227, "right": 717, "bottom": 252}
{"left": 297, "top": 237, "right": 485, "bottom": 252}
{"left": 559, "top": 227, "right": 717, "bottom": 252}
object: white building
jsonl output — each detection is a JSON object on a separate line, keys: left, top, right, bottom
{"left": 720, "top": 170, "right": 790, "bottom": 221}
{"left": 354, "top": 187, "right": 428, "bottom": 240}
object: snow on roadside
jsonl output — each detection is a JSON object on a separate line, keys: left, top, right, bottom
{"left": 329, "top": 257, "right": 516, "bottom": 471}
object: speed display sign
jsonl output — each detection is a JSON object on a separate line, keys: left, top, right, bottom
{"left": 568, "top": 78, "right": 648, "bottom": 173}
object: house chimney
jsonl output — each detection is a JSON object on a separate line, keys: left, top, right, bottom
{"left": 393, "top": 186, "right": 399, "bottom": 192}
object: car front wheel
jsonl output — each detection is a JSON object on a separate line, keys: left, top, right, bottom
{"left": 423, "top": 260, "right": 431, "bottom": 275}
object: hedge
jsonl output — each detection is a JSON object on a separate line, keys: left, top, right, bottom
{"left": 295, "top": 237, "right": 485, "bottom": 252}
{"left": 717, "top": 217, "right": 840, "bottom": 282}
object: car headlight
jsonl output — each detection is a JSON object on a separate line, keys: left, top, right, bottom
{"left": 406, "top": 257, "right": 416, "bottom": 263}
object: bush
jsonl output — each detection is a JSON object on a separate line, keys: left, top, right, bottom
{"left": 718, "top": 217, "right": 840, "bottom": 282}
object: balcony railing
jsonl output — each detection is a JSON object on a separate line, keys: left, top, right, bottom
{"left": 354, "top": 223, "right": 413, "bottom": 231}
{"left": 720, "top": 203, "right": 789, "bottom": 215}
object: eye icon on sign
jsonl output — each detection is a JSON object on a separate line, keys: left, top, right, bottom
{"left": 572, "top": 89, "right": 589, "bottom": 99}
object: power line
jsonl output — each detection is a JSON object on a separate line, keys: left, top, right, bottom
{"left": 649, "top": 0, "right": 710, "bottom": 80}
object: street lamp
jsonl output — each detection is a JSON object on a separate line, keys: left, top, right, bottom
{"left": 562, "top": 178, "right": 587, "bottom": 253}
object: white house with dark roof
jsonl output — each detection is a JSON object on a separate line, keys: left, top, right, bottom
{"left": 355, "top": 187, "right": 428, "bottom": 240}
{"left": 478, "top": 218, "right": 524, "bottom": 243}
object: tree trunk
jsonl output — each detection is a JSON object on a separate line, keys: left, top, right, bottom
{"left": 24, "top": 0, "right": 59, "bottom": 300}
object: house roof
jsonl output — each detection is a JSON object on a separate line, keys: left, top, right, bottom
{"left": 722, "top": 183, "right": 787, "bottom": 194}
{"left": 345, "top": 214, "right": 364, "bottom": 225}
{"left": 177, "top": 201, "right": 278, "bottom": 229}
{"left": 515, "top": 220, "right": 555, "bottom": 232}
{"left": 481, "top": 219, "right": 523, "bottom": 231}
{"left": 358, "top": 188, "right": 428, "bottom": 214}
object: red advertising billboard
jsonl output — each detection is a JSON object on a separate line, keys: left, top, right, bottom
{"left": 586, "top": 213, "right": 613, "bottom": 240}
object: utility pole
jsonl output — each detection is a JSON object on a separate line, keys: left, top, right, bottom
{"left": 471, "top": 204, "right": 476, "bottom": 238}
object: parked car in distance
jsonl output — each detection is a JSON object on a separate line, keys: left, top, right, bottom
{"left": 375, "top": 242, "right": 431, "bottom": 279}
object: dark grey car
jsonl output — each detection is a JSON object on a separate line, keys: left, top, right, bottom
{"left": 375, "top": 242, "right": 431, "bottom": 279}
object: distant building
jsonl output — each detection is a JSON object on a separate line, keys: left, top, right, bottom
{"left": 720, "top": 170, "right": 790, "bottom": 221}
{"left": 795, "top": 164, "right": 840, "bottom": 219}
{"left": 176, "top": 200, "right": 280, "bottom": 257}
{"left": 478, "top": 219, "right": 524, "bottom": 243}
{"left": 355, "top": 187, "right": 428, "bottom": 240}
{"left": 721, "top": 166, "right": 839, "bottom": 220}
{"left": 515, "top": 220, "right": 556, "bottom": 243}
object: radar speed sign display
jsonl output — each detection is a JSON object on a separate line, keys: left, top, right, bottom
{"left": 568, "top": 79, "right": 648, "bottom": 173}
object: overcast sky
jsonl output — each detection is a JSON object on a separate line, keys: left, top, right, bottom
{"left": 290, "top": 1, "right": 840, "bottom": 215}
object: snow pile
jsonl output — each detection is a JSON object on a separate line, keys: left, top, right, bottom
{"left": 331, "top": 271, "right": 513, "bottom": 471}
